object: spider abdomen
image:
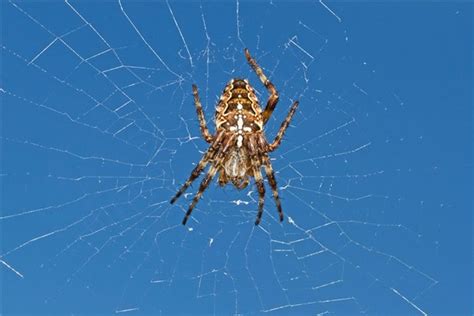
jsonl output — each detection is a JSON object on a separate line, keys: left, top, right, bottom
{"left": 215, "top": 78, "right": 263, "bottom": 133}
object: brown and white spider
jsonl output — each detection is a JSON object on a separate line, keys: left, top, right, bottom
{"left": 171, "top": 48, "right": 299, "bottom": 225}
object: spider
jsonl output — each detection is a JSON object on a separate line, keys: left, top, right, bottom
{"left": 171, "top": 48, "right": 299, "bottom": 225}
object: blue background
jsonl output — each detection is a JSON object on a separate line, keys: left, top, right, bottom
{"left": 1, "top": 1, "right": 472, "bottom": 315}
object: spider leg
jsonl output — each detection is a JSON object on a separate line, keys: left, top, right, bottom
{"left": 182, "top": 133, "right": 236, "bottom": 225}
{"left": 247, "top": 135, "right": 266, "bottom": 225}
{"left": 182, "top": 165, "right": 218, "bottom": 225}
{"left": 244, "top": 48, "right": 279, "bottom": 124}
{"left": 262, "top": 154, "right": 284, "bottom": 222}
{"left": 192, "top": 84, "right": 213, "bottom": 143}
{"left": 170, "top": 156, "right": 209, "bottom": 205}
{"left": 253, "top": 169, "right": 266, "bottom": 225}
{"left": 268, "top": 100, "right": 299, "bottom": 152}
{"left": 170, "top": 131, "right": 225, "bottom": 204}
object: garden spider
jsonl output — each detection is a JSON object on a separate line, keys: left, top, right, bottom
{"left": 171, "top": 48, "right": 299, "bottom": 225}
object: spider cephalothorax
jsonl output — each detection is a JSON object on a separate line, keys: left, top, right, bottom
{"left": 171, "top": 48, "right": 299, "bottom": 225}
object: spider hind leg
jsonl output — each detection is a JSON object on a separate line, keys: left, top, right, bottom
{"left": 244, "top": 48, "right": 279, "bottom": 124}
{"left": 193, "top": 84, "right": 213, "bottom": 143}
{"left": 269, "top": 100, "right": 299, "bottom": 152}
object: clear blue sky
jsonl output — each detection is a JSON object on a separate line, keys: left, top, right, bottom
{"left": 1, "top": 1, "right": 472, "bottom": 315}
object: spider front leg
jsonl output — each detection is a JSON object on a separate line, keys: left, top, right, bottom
{"left": 248, "top": 135, "right": 266, "bottom": 225}
{"left": 261, "top": 154, "right": 284, "bottom": 222}
{"left": 244, "top": 48, "right": 279, "bottom": 124}
{"left": 170, "top": 155, "right": 209, "bottom": 205}
{"left": 170, "top": 131, "right": 225, "bottom": 204}
{"left": 253, "top": 171, "right": 266, "bottom": 225}
{"left": 182, "top": 133, "right": 236, "bottom": 225}
{"left": 192, "top": 84, "right": 213, "bottom": 143}
{"left": 182, "top": 165, "right": 219, "bottom": 225}
{"left": 268, "top": 100, "right": 299, "bottom": 152}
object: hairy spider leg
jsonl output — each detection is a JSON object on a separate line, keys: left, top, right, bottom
{"left": 182, "top": 165, "right": 219, "bottom": 225}
{"left": 261, "top": 154, "right": 284, "bottom": 222}
{"left": 247, "top": 135, "right": 266, "bottom": 225}
{"left": 170, "top": 130, "right": 225, "bottom": 204}
{"left": 193, "top": 84, "right": 213, "bottom": 143}
{"left": 244, "top": 48, "right": 279, "bottom": 124}
{"left": 254, "top": 171, "right": 266, "bottom": 225}
{"left": 269, "top": 100, "right": 299, "bottom": 152}
{"left": 182, "top": 133, "right": 236, "bottom": 225}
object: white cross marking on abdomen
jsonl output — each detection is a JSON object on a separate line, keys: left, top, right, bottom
{"left": 237, "top": 115, "right": 244, "bottom": 131}
{"left": 237, "top": 135, "right": 243, "bottom": 147}
{"left": 233, "top": 103, "right": 249, "bottom": 148}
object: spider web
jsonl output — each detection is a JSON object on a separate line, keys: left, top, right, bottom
{"left": 1, "top": 1, "right": 458, "bottom": 315}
